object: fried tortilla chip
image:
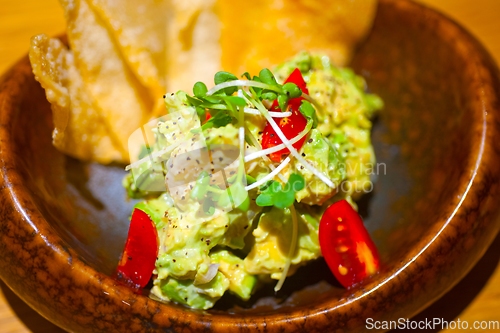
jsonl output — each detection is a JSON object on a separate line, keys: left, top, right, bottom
{"left": 30, "top": 0, "right": 377, "bottom": 163}
{"left": 29, "top": 34, "right": 125, "bottom": 163}
{"left": 164, "top": 0, "right": 377, "bottom": 91}
{"left": 86, "top": 0, "right": 167, "bottom": 97}
{"left": 164, "top": 0, "right": 221, "bottom": 92}
{"left": 217, "top": 0, "right": 378, "bottom": 75}
{"left": 60, "top": 0, "right": 155, "bottom": 160}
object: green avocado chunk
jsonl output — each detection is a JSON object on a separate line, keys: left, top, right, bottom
{"left": 292, "top": 129, "right": 346, "bottom": 205}
{"left": 210, "top": 248, "right": 257, "bottom": 300}
{"left": 158, "top": 271, "right": 229, "bottom": 310}
{"left": 243, "top": 206, "right": 321, "bottom": 280}
{"left": 123, "top": 51, "right": 382, "bottom": 310}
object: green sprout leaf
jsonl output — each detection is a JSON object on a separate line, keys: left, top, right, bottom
{"left": 203, "top": 95, "right": 223, "bottom": 104}
{"left": 277, "top": 94, "right": 289, "bottom": 112}
{"left": 214, "top": 71, "right": 238, "bottom": 95}
{"left": 214, "top": 71, "right": 238, "bottom": 85}
{"left": 255, "top": 193, "right": 273, "bottom": 206}
{"left": 193, "top": 81, "right": 208, "bottom": 98}
{"left": 282, "top": 82, "right": 302, "bottom": 99}
{"left": 201, "top": 111, "right": 232, "bottom": 131}
{"left": 261, "top": 91, "right": 278, "bottom": 101}
{"left": 255, "top": 173, "right": 305, "bottom": 208}
{"left": 259, "top": 68, "right": 278, "bottom": 86}
{"left": 223, "top": 96, "right": 247, "bottom": 107}
{"left": 195, "top": 106, "right": 206, "bottom": 118}
{"left": 298, "top": 100, "right": 318, "bottom": 128}
{"left": 186, "top": 95, "right": 202, "bottom": 106}
{"left": 241, "top": 72, "right": 251, "bottom": 80}
{"left": 288, "top": 173, "right": 305, "bottom": 191}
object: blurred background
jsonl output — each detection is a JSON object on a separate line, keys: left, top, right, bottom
{"left": 0, "top": 0, "right": 499, "bottom": 332}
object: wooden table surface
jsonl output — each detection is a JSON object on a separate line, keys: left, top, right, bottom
{"left": 1, "top": 0, "right": 500, "bottom": 332}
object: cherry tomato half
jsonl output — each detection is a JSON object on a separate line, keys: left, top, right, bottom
{"left": 319, "top": 199, "right": 380, "bottom": 288}
{"left": 261, "top": 68, "right": 310, "bottom": 162}
{"left": 114, "top": 208, "right": 159, "bottom": 292}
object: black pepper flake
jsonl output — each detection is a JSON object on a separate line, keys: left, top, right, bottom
{"left": 181, "top": 196, "right": 185, "bottom": 200}
{"left": 173, "top": 122, "right": 177, "bottom": 125}
{"left": 219, "top": 157, "right": 223, "bottom": 162}
{"left": 302, "top": 153, "right": 306, "bottom": 157}
{"left": 201, "top": 238, "right": 204, "bottom": 241}
{"left": 244, "top": 225, "right": 249, "bottom": 229}
{"left": 128, "top": 256, "right": 132, "bottom": 260}
{"left": 184, "top": 297, "right": 188, "bottom": 301}
{"left": 225, "top": 225, "right": 228, "bottom": 228}
{"left": 163, "top": 95, "right": 166, "bottom": 98}
{"left": 187, "top": 157, "right": 191, "bottom": 161}
{"left": 308, "top": 139, "right": 313, "bottom": 143}
{"left": 270, "top": 134, "right": 274, "bottom": 138}
{"left": 236, "top": 264, "right": 239, "bottom": 267}
{"left": 173, "top": 259, "right": 176, "bottom": 262}
{"left": 229, "top": 171, "right": 236, "bottom": 175}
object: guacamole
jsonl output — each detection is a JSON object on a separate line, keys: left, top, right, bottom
{"left": 123, "top": 52, "right": 382, "bottom": 309}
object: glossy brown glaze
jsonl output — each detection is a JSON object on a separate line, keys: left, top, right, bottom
{"left": 1, "top": 0, "right": 500, "bottom": 332}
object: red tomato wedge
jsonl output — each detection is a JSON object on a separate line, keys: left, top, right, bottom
{"left": 261, "top": 68, "right": 310, "bottom": 162}
{"left": 319, "top": 200, "right": 380, "bottom": 288}
{"left": 114, "top": 208, "right": 159, "bottom": 292}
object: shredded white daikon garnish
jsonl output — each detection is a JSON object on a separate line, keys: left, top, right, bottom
{"left": 255, "top": 104, "right": 336, "bottom": 188}
{"left": 244, "top": 107, "right": 291, "bottom": 118}
{"left": 244, "top": 122, "right": 312, "bottom": 163}
{"left": 275, "top": 204, "right": 299, "bottom": 292}
{"left": 239, "top": 127, "right": 245, "bottom": 156}
{"left": 207, "top": 80, "right": 279, "bottom": 96}
{"left": 243, "top": 124, "right": 288, "bottom": 183}
{"left": 245, "top": 157, "right": 290, "bottom": 191}
{"left": 238, "top": 89, "right": 251, "bottom": 104}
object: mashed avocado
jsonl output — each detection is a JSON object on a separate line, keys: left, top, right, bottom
{"left": 124, "top": 52, "right": 382, "bottom": 309}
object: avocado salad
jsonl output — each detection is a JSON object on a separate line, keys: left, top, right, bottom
{"left": 118, "top": 52, "right": 383, "bottom": 310}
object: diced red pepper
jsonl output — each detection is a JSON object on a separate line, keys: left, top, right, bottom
{"left": 113, "top": 208, "right": 159, "bottom": 293}
{"left": 319, "top": 200, "right": 380, "bottom": 288}
{"left": 261, "top": 68, "right": 310, "bottom": 162}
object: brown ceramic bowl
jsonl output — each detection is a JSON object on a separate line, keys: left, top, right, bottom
{"left": 1, "top": 0, "right": 500, "bottom": 332}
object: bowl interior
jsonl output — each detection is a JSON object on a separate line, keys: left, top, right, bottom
{"left": 11, "top": 0, "right": 478, "bottom": 314}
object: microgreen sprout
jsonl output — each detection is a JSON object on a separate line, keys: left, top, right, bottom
{"left": 299, "top": 100, "right": 318, "bottom": 128}
{"left": 255, "top": 173, "right": 305, "bottom": 209}
{"left": 193, "top": 81, "right": 208, "bottom": 97}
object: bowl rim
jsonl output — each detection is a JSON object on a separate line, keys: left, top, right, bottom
{"left": 1, "top": 0, "right": 500, "bottom": 331}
